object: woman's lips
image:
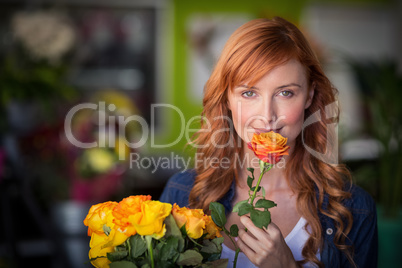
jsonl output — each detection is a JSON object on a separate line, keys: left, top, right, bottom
{"left": 254, "top": 127, "right": 283, "bottom": 134}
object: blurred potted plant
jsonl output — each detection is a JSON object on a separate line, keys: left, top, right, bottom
{"left": 350, "top": 60, "right": 402, "bottom": 218}
{"left": 349, "top": 59, "right": 402, "bottom": 267}
{"left": 0, "top": 10, "right": 77, "bottom": 132}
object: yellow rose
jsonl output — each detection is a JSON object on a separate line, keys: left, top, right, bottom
{"left": 84, "top": 201, "right": 118, "bottom": 236}
{"left": 89, "top": 242, "right": 114, "bottom": 268}
{"left": 172, "top": 204, "right": 206, "bottom": 239}
{"left": 84, "top": 201, "right": 128, "bottom": 268}
{"left": 113, "top": 195, "right": 152, "bottom": 236}
{"left": 132, "top": 200, "right": 172, "bottom": 239}
{"left": 89, "top": 228, "right": 128, "bottom": 249}
{"left": 203, "top": 215, "right": 222, "bottom": 239}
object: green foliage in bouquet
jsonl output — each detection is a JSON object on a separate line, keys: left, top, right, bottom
{"left": 104, "top": 215, "right": 227, "bottom": 268}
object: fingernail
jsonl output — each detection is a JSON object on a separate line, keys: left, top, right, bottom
{"left": 234, "top": 237, "right": 238, "bottom": 242}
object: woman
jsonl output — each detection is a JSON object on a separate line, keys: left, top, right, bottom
{"left": 160, "top": 17, "right": 377, "bottom": 268}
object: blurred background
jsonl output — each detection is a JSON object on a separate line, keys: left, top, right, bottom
{"left": 0, "top": 0, "right": 400, "bottom": 267}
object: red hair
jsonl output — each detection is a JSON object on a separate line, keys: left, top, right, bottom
{"left": 189, "top": 17, "right": 354, "bottom": 267}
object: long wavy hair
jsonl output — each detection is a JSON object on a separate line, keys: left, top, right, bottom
{"left": 188, "top": 17, "right": 354, "bottom": 267}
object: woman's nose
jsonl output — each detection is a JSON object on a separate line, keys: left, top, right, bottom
{"left": 259, "top": 98, "right": 276, "bottom": 125}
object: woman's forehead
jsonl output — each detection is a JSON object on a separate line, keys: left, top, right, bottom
{"left": 230, "top": 58, "right": 306, "bottom": 90}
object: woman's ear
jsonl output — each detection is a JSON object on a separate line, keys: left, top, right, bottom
{"left": 305, "top": 82, "right": 315, "bottom": 109}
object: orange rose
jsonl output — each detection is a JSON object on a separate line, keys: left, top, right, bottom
{"left": 84, "top": 201, "right": 128, "bottom": 268}
{"left": 112, "top": 195, "right": 152, "bottom": 236}
{"left": 203, "top": 215, "right": 222, "bottom": 239}
{"left": 84, "top": 201, "right": 118, "bottom": 236}
{"left": 247, "top": 131, "right": 290, "bottom": 164}
{"left": 172, "top": 204, "right": 206, "bottom": 239}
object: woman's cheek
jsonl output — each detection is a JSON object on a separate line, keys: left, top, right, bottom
{"left": 231, "top": 103, "right": 254, "bottom": 143}
{"left": 281, "top": 106, "right": 306, "bottom": 139}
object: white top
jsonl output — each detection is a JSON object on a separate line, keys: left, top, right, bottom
{"left": 220, "top": 217, "right": 320, "bottom": 268}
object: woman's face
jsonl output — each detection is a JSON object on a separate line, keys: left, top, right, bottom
{"left": 227, "top": 59, "right": 314, "bottom": 150}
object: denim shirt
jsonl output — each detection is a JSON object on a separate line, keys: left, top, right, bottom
{"left": 160, "top": 170, "right": 378, "bottom": 268}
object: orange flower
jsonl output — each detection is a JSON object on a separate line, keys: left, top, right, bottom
{"left": 84, "top": 201, "right": 128, "bottom": 268}
{"left": 247, "top": 131, "right": 290, "bottom": 164}
{"left": 172, "top": 204, "right": 206, "bottom": 239}
{"left": 84, "top": 201, "right": 118, "bottom": 236}
{"left": 112, "top": 195, "right": 152, "bottom": 236}
{"left": 203, "top": 215, "right": 222, "bottom": 239}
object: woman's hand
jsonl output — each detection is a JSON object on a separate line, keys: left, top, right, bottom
{"left": 236, "top": 215, "right": 299, "bottom": 268}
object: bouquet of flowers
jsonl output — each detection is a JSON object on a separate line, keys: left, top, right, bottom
{"left": 84, "top": 131, "right": 289, "bottom": 268}
{"left": 84, "top": 195, "right": 227, "bottom": 268}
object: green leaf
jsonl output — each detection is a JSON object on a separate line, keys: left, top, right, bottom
{"left": 250, "top": 186, "right": 261, "bottom": 192}
{"left": 263, "top": 163, "right": 272, "bottom": 173}
{"left": 155, "top": 260, "right": 176, "bottom": 268}
{"left": 129, "top": 235, "right": 148, "bottom": 259}
{"left": 103, "top": 224, "right": 112, "bottom": 236}
{"left": 160, "top": 236, "right": 179, "bottom": 261}
{"left": 250, "top": 209, "right": 271, "bottom": 229}
{"left": 176, "top": 250, "right": 203, "bottom": 266}
{"left": 229, "top": 224, "right": 239, "bottom": 237}
{"left": 211, "top": 237, "right": 224, "bottom": 250}
{"left": 255, "top": 199, "right": 277, "bottom": 209}
{"left": 247, "top": 167, "right": 254, "bottom": 174}
{"left": 164, "top": 214, "right": 182, "bottom": 238}
{"left": 107, "top": 251, "right": 128, "bottom": 262}
{"left": 209, "top": 202, "right": 226, "bottom": 227}
{"left": 213, "top": 236, "right": 224, "bottom": 243}
{"left": 164, "top": 214, "right": 185, "bottom": 251}
{"left": 180, "top": 224, "right": 188, "bottom": 238}
{"left": 200, "top": 258, "right": 229, "bottom": 268}
{"left": 200, "top": 237, "right": 224, "bottom": 261}
{"left": 110, "top": 261, "right": 138, "bottom": 268}
{"left": 247, "top": 176, "right": 254, "bottom": 188}
{"left": 261, "top": 187, "right": 266, "bottom": 198}
{"left": 232, "top": 200, "right": 248, "bottom": 213}
{"left": 200, "top": 239, "right": 219, "bottom": 254}
{"left": 237, "top": 202, "right": 253, "bottom": 216}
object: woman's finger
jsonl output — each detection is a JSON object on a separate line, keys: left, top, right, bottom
{"left": 264, "top": 221, "right": 282, "bottom": 240}
{"left": 236, "top": 230, "right": 257, "bottom": 258}
{"left": 240, "top": 215, "right": 270, "bottom": 240}
{"left": 236, "top": 229, "right": 259, "bottom": 259}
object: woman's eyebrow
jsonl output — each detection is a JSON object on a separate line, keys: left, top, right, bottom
{"left": 277, "top": 83, "right": 302, "bottom": 89}
{"left": 237, "top": 85, "right": 259, "bottom": 90}
{"left": 237, "top": 83, "right": 302, "bottom": 90}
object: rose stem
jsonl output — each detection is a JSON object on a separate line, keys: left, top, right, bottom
{"left": 145, "top": 235, "right": 154, "bottom": 268}
{"left": 249, "top": 162, "right": 272, "bottom": 205}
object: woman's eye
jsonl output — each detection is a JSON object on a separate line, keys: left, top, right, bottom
{"left": 242, "top": 91, "right": 255, "bottom": 97}
{"left": 279, "top": 90, "right": 293, "bottom": 97}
